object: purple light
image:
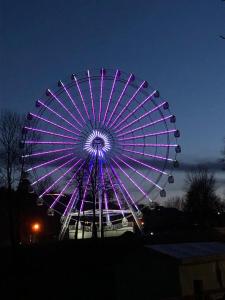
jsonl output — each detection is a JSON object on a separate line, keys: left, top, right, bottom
{"left": 118, "top": 129, "right": 177, "bottom": 141}
{"left": 102, "top": 69, "right": 119, "bottom": 125}
{"left": 105, "top": 165, "right": 124, "bottom": 216}
{"left": 25, "top": 140, "right": 78, "bottom": 145}
{"left": 80, "top": 166, "right": 93, "bottom": 212}
{"left": 100, "top": 162, "right": 110, "bottom": 222}
{"left": 109, "top": 164, "right": 139, "bottom": 210}
{"left": 120, "top": 153, "right": 167, "bottom": 175}
{"left": 98, "top": 68, "right": 104, "bottom": 124}
{"left": 29, "top": 113, "right": 80, "bottom": 136}
{"left": 120, "top": 148, "right": 174, "bottom": 162}
{"left": 31, "top": 156, "right": 78, "bottom": 186}
{"left": 24, "top": 126, "right": 79, "bottom": 141}
{"left": 109, "top": 81, "right": 146, "bottom": 129}
{"left": 47, "top": 89, "right": 82, "bottom": 127}
{"left": 87, "top": 70, "right": 96, "bottom": 123}
{"left": 26, "top": 152, "right": 74, "bottom": 172}
{"left": 106, "top": 73, "right": 133, "bottom": 127}
{"left": 63, "top": 188, "right": 78, "bottom": 216}
{"left": 114, "top": 91, "right": 156, "bottom": 130}
{"left": 37, "top": 100, "right": 81, "bottom": 132}
{"left": 119, "top": 142, "right": 178, "bottom": 147}
{"left": 115, "top": 155, "right": 163, "bottom": 189}
{"left": 22, "top": 147, "right": 76, "bottom": 158}
{"left": 50, "top": 161, "right": 86, "bottom": 209}
{"left": 74, "top": 76, "right": 90, "bottom": 120}
{"left": 117, "top": 115, "right": 173, "bottom": 137}
{"left": 116, "top": 102, "right": 167, "bottom": 135}
{"left": 60, "top": 81, "right": 85, "bottom": 125}
{"left": 39, "top": 159, "right": 82, "bottom": 198}
{"left": 111, "top": 158, "right": 153, "bottom": 203}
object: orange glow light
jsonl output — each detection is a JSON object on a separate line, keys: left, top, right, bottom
{"left": 31, "top": 223, "right": 41, "bottom": 233}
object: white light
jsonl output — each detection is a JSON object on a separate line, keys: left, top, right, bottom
{"left": 84, "top": 130, "right": 111, "bottom": 157}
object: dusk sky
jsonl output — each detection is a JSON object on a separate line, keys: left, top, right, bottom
{"left": 1, "top": 0, "right": 225, "bottom": 198}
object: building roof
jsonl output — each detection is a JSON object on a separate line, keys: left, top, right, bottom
{"left": 145, "top": 242, "right": 225, "bottom": 264}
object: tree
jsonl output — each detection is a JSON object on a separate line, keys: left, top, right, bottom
{"left": 183, "top": 166, "right": 222, "bottom": 226}
{"left": 0, "top": 110, "right": 24, "bottom": 190}
{"left": 164, "top": 196, "right": 185, "bottom": 211}
{"left": 0, "top": 110, "right": 40, "bottom": 191}
{"left": 0, "top": 110, "right": 40, "bottom": 246}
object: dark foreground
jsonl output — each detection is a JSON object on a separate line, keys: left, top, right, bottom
{"left": 1, "top": 236, "right": 146, "bottom": 300}
{"left": 1, "top": 229, "right": 225, "bottom": 300}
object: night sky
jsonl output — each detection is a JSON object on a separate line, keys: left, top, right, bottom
{"left": 1, "top": 0, "right": 225, "bottom": 198}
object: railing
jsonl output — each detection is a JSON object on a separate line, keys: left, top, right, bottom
{"left": 69, "top": 222, "right": 133, "bottom": 232}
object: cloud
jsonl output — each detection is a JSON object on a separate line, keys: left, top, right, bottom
{"left": 172, "top": 160, "right": 224, "bottom": 172}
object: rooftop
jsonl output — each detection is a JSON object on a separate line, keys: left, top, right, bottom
{"left": 146, "top": 242, "right": 225, "bottom": 264}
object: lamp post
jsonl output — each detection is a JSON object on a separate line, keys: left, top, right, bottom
{"left": 30, "top": 222, "right": 41, "bottom": 243}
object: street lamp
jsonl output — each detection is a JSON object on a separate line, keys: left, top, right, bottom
{"left": 30, "top": 222, "right": 41, "bottom": 243}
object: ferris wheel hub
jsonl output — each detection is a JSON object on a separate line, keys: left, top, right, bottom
{"left": 84, "top": 130, "right": 111, "bottom": 157}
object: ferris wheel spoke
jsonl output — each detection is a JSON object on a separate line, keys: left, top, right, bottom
{"left": 117, "top": 115, "right": 173, "bottom": 137}
{"left": 72, "top": 75, "right": 91, "bottom": 123}
{"left": 50, "top": 161, "right": 86, "bottom": 209}
{"left": 36, "top": 100, "right": 82, "bottom": 132}
{"left": 106, "top": 73, "right": 134, "bottom": 127}
{"left": 119, "top": 148, "right": 175, "bottom": 162}
{"left": 24, "top": 126, "right": 79, "bottom": 141}
{"left": 28, "top": 113, "right": 80, "bottom": 137}
{"left": 59, "top": 80, "right": 85, "bottom": 125}
{"left": 63, "top": 156, "right": 92, "bottom": 216}
{"left": 100, "top": 161, "right": 110, "bottom": 223}
{"left": 113, "top": 90, "right": 157, "bottom": 130}
{"left": 63, "top": 188, "right": 79, "bottom": 216}
{"left": 87, "top": 70, "right": 96, "bottom": 124}
{"left": 105, "top": 165, "right": 124, "bottom": 216}
{"left": 109, "top": 81, "right": 147, "bottom": 129}
{"left": 31, "top": 156, "right": 78, "bottom": 186}
{"left": 110, "top": 165, "right": 142, "bottom": 230}
{"left": 39, "top": 159, "right": 83, "bottom": 198}
{"left": 116, "top": 154, "right": 165, "bottom": 186}
{"left": 109, "top": 164, "right": 138, "bottom": 210}
{"left": 22, "top": 147, "right": 77, "bottom": 158}
{"left": 24, "top": 140, "right": 79, "bottom": 145}
{"left": 119, "top": 142, "right": 178, "bottom": 148}
{"left": 102, "top": 69, "right": 119, "bottom": 125}
{"left": 116, "top": 102, "right": 167, "bottom": 135}
{"left": 98, "top": 68, "right": 104, "bottom": 125}
{"left": 111, "top": 158, "right": 153, "bottom": 203}
{"left": 80, "top": 165, "right": 94, "bottom": 212}
{"left": 112, "top": 167, "right": 142, "bottom": 231}
{"left": 26, "top": 152, "right": 74, "bottom": 172}
{"left": 118, "top": 129, "right": 177, "bottom": 141}
{"left": 47, "top": 89, "right": 82, "bottom": 127}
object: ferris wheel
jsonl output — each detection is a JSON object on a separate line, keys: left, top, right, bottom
{"left": 22, "top": 68, "right": 180, "bottom": 238}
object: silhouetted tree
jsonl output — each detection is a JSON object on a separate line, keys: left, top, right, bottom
{"left": 164, "top": 196, "right": 185, "bottom": 211}
{"left": 0, "top": 110, "right": 24, "bottom": 190}
{"left": 183, "top": 167, "right": 222, "bottom": 226}
{"left": 0, "top": 110, "right": 42, "bottom": 245}
{"left": 0, "top": 110, "right": 40, "bottom": 191}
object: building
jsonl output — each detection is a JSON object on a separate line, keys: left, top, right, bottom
{"left": 115, "top": 242, "right": 225, "bottom": 300}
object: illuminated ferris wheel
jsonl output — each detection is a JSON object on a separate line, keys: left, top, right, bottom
{"left": 22, "top": 68, "right": 180, "bottom": 238}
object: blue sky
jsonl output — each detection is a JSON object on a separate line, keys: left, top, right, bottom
{"left": 1, "top": 0, "right": 225, "bottom": 198}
